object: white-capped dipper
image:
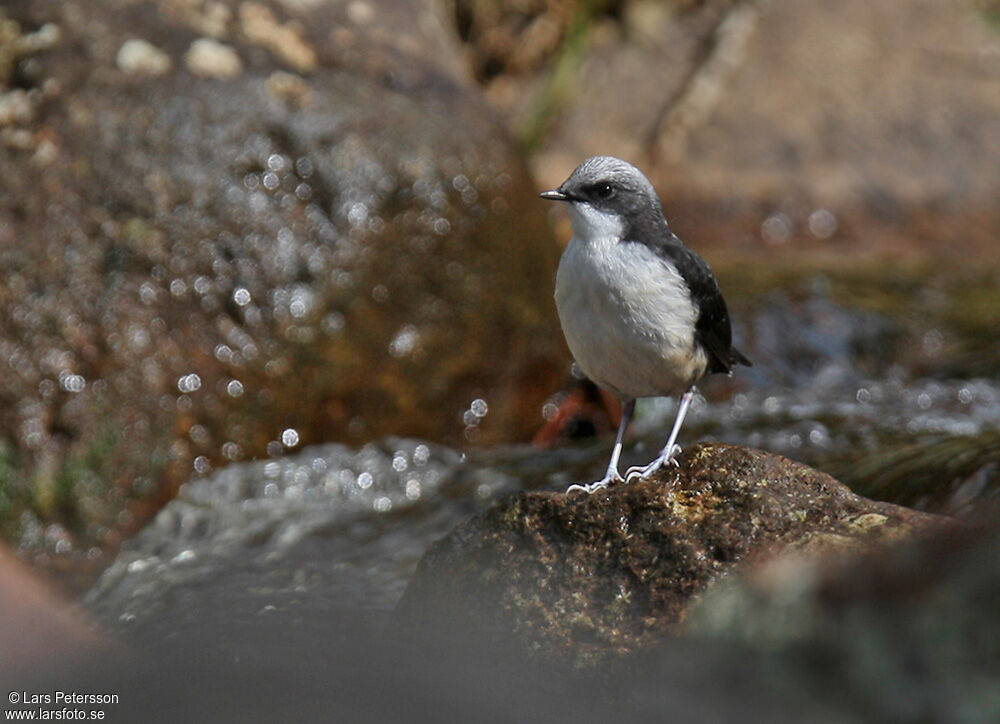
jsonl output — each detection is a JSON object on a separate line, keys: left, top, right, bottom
{"left": 542, "top": 156, "right": 750, "bottom": 494}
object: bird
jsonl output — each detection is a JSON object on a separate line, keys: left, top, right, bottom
{"left": 541, "top": 156, "right": 750, "bottom": 494}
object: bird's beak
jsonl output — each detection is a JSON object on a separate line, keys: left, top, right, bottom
{"left": 539, "top": 189, "right": 568, "bottom": 201}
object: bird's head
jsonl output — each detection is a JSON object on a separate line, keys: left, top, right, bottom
{"left": 540, "top": 156, "right": 666, "bottom": 241}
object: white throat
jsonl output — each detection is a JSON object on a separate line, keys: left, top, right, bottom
{"left": 566, "top": 203, "right": 625, "bottom": 250}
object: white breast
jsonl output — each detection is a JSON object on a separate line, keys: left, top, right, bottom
{"left": 554, "top": 205, "right": 707, "bottom": 400}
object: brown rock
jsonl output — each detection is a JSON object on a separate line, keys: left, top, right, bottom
{"left": 395, "top": 443, "right": 949, "bottom": 663}
{"left": 517, "top": 0, "right": 1000, "bottom": 253}
{"left": 0, "top": 0, "right": 565, "bottom": 557}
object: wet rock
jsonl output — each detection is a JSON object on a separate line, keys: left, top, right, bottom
{"left": 0, "top": 0, "right": 564, "bottom": 556}
{"left": 84, "top": 438, "right": 471, "bottom": 628}
{"left": 395, "top": 442, "right": 948, "bottom": 663}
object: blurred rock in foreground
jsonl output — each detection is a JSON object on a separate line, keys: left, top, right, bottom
{"left": 12, "top": 440, "right": 992, "bottom": 723}
{"left": 395, "top": 443, "right": 948, "bottom": 663}
{"left": 0, "top": 542, "right": 103, "bottom": 671}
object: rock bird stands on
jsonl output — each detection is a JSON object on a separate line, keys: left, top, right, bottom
{"left": 542, "top": 156, "right": 750, "bottom": 494}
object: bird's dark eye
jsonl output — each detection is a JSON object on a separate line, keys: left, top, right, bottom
{"left": 591, "top": 182, "right": 615, "bottom": 200}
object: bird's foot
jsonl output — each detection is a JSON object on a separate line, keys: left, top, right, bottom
{"left": 624, "top": 444, "right": 682, "bottom": 482}
{"left": 566, "top": 471, "right": 623, "bottom": 495}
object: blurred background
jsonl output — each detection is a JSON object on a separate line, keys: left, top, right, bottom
{"left": 1, "top": 0, "right": 999, "bottom": 719}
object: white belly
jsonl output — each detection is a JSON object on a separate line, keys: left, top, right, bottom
{"left": 555, "top": 233, "right": 707, "bottom": 400}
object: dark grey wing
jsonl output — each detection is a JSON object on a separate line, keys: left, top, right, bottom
{"left": 668, "top": 241, "right": 743, "bottom": 374}
{"left": 627, "top": 224, "right": 750, "bottom": 374}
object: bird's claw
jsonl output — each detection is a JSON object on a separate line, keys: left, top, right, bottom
{"left": 624, "top": 445, "right": 683, "bottom": 482}
{"left": 566, "top": 472, "right": 622, "bottom": 495}
{"left": 624, "top": 464, "right": 651, "bottom": 483}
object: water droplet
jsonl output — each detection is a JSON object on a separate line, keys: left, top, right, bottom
{"left": 172, "top": 549, "right": 196, "bottom": 564}
{"left": 58, "top": 372, "right": 86, "bottom": 393}
{"left": 807, "top": 208, "right": 838, "bottom": 239}
{"left": 294, "top": 156, "right": 314, "bottom": 178}
{"left": 322, "top": 312, "right": 345, "bottom": 336}
{"left": 127, "top": 559, "right": 153, "bottom": 574}
{"left": 388, "top": 325, "right": 419, "bottom": 358}
{"left": 391, "top": 452, "right": 408, "bottom": 472}
{"left": 461, "top": 186, "right": 478, "bottom": 206}
{"left": 761, "top": 213, "right": 792, "bottom": 245}
{"left": 281, "top": 428, "right": 300, "bottom": 447}
{"left": 222, "top": 441, "right": 243, "bottom": 461}
{"left": 38, "top": 379, "right": 55, "bottom": 399}
{"left": 139, "top": 282, "right": 158, "bottom": 304}
{"left": 357, "top": 471, "right": 373, "bottom": 490}
{"left": 373, "top": 496, "right": 392, "bottom": 512}
{"left": 405, "top": 479, "right": 421, "bottom": 500}
{"left": 922, "top": 329, "right": 944, "bottom": 356}
{"left": 346, "top": 202, "right": 369, "bottom": 227}
{"left": 542, "top": 402, "right": 559, "bottom": 421}
{"left": 470, "top": 398, "right": 488, "bottom": 418}
{"left": 856, "top": 388, "right": 871, "bottom": 404}
{"left": 177, "top": 373, "right": 202, "bottom": 393}
{"left": 189, "top": 424, "right": 210, "bottom": 445}
{"left": 294, "top": 182, "right": 312, "bottom": 201}
{"left": 233, "top": 287, "right": 252, "bottom": 306}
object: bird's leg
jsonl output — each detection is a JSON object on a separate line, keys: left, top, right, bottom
{"left": 625, "top": 389, "right": 695, "bottom": 482}
{"left": 567, "top": 399, "right": 635, "bottom": 494}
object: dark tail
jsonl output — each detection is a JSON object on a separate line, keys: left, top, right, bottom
{"left": 731, "top": 347, "right": 752, "bottom": 368}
